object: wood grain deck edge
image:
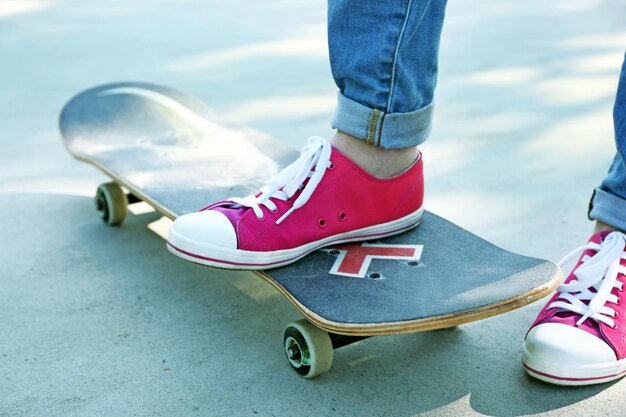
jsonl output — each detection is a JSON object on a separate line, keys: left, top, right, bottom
{"left": 256, "top": 263, "right": 563, "bottom": 336}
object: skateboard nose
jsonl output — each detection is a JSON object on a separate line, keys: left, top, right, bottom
{"left": 169, "top": 210, "right": 237, "bottom": 249}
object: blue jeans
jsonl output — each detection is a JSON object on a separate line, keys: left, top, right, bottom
{"left": 589, "top": 53, "right": 626, "bottom": 231}
{"left": 329, "top": 2, "right": 626, "bottom": 230}
{"left": 328, "top": 0, "right": 447, "bottom": 149}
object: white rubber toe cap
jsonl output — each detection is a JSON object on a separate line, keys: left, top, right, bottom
{"left": 169, "top": 210, "right": 237, "bottom": 250}
{"left": 525, "top": 323, "right": 616, "bottom": 366}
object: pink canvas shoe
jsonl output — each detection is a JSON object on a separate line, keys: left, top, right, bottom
{"left": 523, "top": 231, "right": 626, "bottom": 385}
{"left": 167, "top": 136, "right": 424, "bottom": 269}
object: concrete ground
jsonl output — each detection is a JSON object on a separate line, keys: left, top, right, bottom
{"left": 2, "top": 0, "right": 626, "bottom": 415}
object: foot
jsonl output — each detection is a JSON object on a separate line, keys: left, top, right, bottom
{"left": 167, "top": 136, "right": 424, "bottom": 269}
{"left": 523, "top": 231, "right": 626, "bottom": 385}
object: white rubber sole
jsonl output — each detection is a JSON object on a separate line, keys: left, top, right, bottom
{"left": 522, "top": 344, "right": 626, "bottom": 386}
{"left": 167, "top": 207, "right": 424, "bottom": 270}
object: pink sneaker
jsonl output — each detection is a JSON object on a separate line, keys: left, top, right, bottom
{"left": 167, "top": 137, "right": 424, "bottom": 269}
{"left": 523, "top": 231, "right": 626, "bottom": 385}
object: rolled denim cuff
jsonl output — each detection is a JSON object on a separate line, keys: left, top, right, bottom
{"left": 331, "top": 92, "right": 433, "bottom": 149}
{"left": 588, "top": 187, "right": 626, "bottom": 231}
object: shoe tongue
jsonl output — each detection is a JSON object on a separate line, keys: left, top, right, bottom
{"left": 212, "top": 204, "right": 248, "bottom": 228}
{"left": 581, "top": 230, "right": 618, "bottom": 260}
{"left": 591, "top": 230, "right": 614, "bottom": 244}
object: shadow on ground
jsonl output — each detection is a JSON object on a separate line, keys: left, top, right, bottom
{"left": 0, "top": 193, "right": 613, "bottom": 417}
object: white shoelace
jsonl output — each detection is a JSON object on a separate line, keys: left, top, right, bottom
{"left": 549, "top": 232, "right": 626, "bottom": 328}
{"left": 229, "top": 136, "right": 332, "bottom": 225}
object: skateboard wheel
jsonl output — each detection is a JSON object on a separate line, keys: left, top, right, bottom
{"left": 283, "top": 319, "right": 333, "bottom": 378}
{"left": 95, "top": 182, "right": 128, "bottom": 226}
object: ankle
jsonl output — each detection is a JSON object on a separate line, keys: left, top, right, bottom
{"left": 330, "top": 131, "right": 419, "bottom": 178}
{"left": 594, "top": 221, "right": 626, "bottom": 234}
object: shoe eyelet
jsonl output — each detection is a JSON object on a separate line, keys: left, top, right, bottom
{"left": 286, "top": 197, "right": 292, "bottom": 203}
{"left": 256, "top": 215, "right": 266, "bottom": 222}
{"left": 615, "top": 311, "right": 620, "bottom": 318}
{"left": 617, "top": 297, "right": 622, "bottom": 305}
{"left": 338, "top": 212, "right": 346, "bottom": 222}
{"left": 613, "top": 324, "right": 619, "bottom": 330}
{"left": 328, "top": 162, "right": 335, "bottom": 170}
{"left": 318, "top": 218, "right": 326, "bottom": 228}
{"left": 270, "top": 207, "right": 278, "bottom": 214}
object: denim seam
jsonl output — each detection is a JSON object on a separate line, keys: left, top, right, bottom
{"left": 367, "top": 109, "right": 382, "bottom": 145}
{"left": 385, "top": 0, "right": 433, "bottom": 116}
{"left": 385, "top": 0, "right": 414, "bottom": 113}
{"left": 376, "top": 111, "right": 386, "bottom": 147}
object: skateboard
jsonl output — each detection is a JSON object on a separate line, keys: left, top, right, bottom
{"left": 59, "top": 82, "right": 562, "bottom": 378}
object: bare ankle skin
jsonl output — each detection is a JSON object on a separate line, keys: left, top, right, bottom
{"left": 330, "top": 130, "right": 419, "bottom": 179}
{"left": 594, "top": 221, "right": 626, "bottom": 234}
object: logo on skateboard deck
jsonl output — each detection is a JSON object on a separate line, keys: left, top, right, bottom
{"left": 325, "top": 243, "right": 424, "bottom": 278}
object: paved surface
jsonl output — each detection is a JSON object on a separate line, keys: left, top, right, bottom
{"left": 2, "top": 0, "right": 626, "bottom": 415}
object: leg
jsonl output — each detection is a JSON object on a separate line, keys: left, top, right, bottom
{"left": 168, "top": 2, "right": 447, "bottom": 269}
{"left": 523, "top": 53, "right": 626, "bottom": 386}
{"left": 328, "top": 0, "right": 447, "bottom": 177}
{"left": 590, "top": 52, "right": 626, "bottom": 233}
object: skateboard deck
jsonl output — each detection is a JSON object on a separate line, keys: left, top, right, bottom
{"left": 60, "top": 82, "right": 562, "bottom": 377}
